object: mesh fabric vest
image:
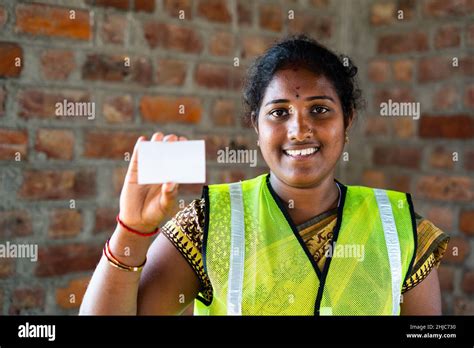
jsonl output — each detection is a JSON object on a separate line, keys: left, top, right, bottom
{"left": 194, "top": 174, "right": 416, "bottom": 315}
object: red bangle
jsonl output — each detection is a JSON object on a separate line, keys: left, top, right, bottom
{"left": 116, "top": 214, "right": 160, "bottom": 237}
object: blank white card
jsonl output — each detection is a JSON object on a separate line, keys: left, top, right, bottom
{"left": 137, "top": 140, "right": 206, "bottom": 184}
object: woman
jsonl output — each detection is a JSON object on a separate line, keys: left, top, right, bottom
{"left": 80, "top": 35, "right": 449, "bottom": 316}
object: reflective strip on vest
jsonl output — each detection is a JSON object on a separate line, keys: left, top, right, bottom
{"left": 227, "top": 182, "right": 245, "bottom": 315}
{"left": 373, "top": 188, "right": 402, "bottom": 315}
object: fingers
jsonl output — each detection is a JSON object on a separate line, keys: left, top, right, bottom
{"left": 159, "top": 182, "right": 179, "bottom": 213}
{"left": 125, "top": 135, "right": 146, "bottom": 184}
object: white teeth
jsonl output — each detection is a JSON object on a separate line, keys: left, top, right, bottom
{"left": 284, "top": 147, "right": 319, "bottom": 157}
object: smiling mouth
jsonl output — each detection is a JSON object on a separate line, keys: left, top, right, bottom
{"left": 283, "top": 146, "right": 320, "bottom": 158}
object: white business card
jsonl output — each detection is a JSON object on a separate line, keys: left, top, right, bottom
{"left": 137, "top": 140, "right": 206, "bottom": 184}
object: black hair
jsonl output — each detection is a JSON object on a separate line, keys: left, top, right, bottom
{"left": 243, "top": 34, "right": 364, "bottom": 129}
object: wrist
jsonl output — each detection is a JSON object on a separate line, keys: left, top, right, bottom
{"left": 116, "top": 214, "right": 160, "bottom": 236}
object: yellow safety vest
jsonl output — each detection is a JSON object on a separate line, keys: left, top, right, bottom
{"left": 194, "top": 174, "right": 416, "bottom": 315}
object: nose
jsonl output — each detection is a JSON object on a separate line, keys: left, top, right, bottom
{"left": 288, "top": 110, "right": 313, "bottom": 142}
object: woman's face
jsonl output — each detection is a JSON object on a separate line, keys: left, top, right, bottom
{"left": 256, "top": 67, "right": 349, "bottom": 188}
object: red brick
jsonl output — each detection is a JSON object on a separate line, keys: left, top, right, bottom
{"left": 364, "top": 116, "right": 388, "bottom": 135}
{"left": 423, "top": 0, "right": 474, "bottom": 18}
{"left": 19, "top": 170, "right": 96, "bottom": 200}
{"left": 209, "top": 32, "right": 234, "bottom": 56}
{"left": 0, "top": 87, "right": 5, "bottom": 117}
{"left": 368, "top": 60, "right": 390, "bottom": 83}
{"left": 460, "top": 210, "right": 474, "bottom": 235}
{"left": 438, "top": 265, "right": 454, "bottom": 292}
{"left": 101, "top": 14, "right": 126, "bottom": 44}
{"left": 433, "top": 85, "right": 459, "bottom": 110}
{"left": 82, "top": 54, "right": 152, "bottom": 86}
{"left": 465, "top": 84, "right": 474, "bottom": 109}
{"left": 417, "top": 176, "right": 472, "bottom": 202}
{"left": 103, "top": 95, "right": 133, "bottom": 123}
{"left": 0, "top": 42, "right": 23, "bottom": 78}
{"left": 199, "top": 134, "right": 251, "bottom": 161}
{"left": 144, "top": 22, "right": 203, "bottom": 53}
{"left": 163, "top": 0, "right": 192, "bottom": 19}
{"left": 10, "top": 287, "right": 45, "bottom": 314}
{"left": 35, "top": 243, "right": 102, "bottom": 277}
{"left": 140, "top": 96, "right": 202, "bottom": 124}
{"left": 362, "top": 169, "right": 386, "bottom": 188}
{"left": 393, "top": 59, "right": 414, "bottom": 82}
{"left": 237, "top": 0, "right": 252, "bottom": 25}
{"left": 18, "top": 89, "right": 90, "bottom": 119}
{"left": 84, "top": 131, "right": 140, "bottom": 159}
{"left": 418, "top": 56, "right": 454, "bottom": 83}
{"left": 466, "top": 150, "right": 474, "bottom": 171}
{"left": 370, "top": 2, "right": 396, "bottom": 26}
{"left": 419, "top": 115, "right": 474, "bottom": 139}
{"left": 460, "top": 56, "right": 474, "bottom": 76}
{"left": 0, "top": 6, "right": 6, "bottom": 28}
{"left": 195, "top": 63, "right": 243, "bottom": 90}
{"left": 377, "top": 32, "right": 428, "bottom": 54}
{"left": 212, "top": 99, "right": 235, "bottom": 126}
{"left": 0, "top": 259, "right": 15, "bottom": 278}
{"left": 429, "top": 146, "right": 455, "bottom": 169}
{"left": 310, "top": 0, "right": 329, "bottom": 6}
{"left": 156, "top": 59, "right": 187, "bottom": 86}
{"left": 134, "top": 0, "right": 155, "bottom": 12}
{"left": 90, "top": 0, "right": 129, "bottom": 10}
{"left": 0, "top": 210, "right": 33, "bottom": 238}
{"left": 454, "top": 297, "right": 474, "bottom": 315}
{"left": 435, "top": 25, "right": 461, "bottom": 48}
{"left": 197, "top": 0, "right": 231, "bottom": 23}
{"left": 94, "top": 207, "right": 117, "bottom": 234}
{"left": 49, "top": 209, "right": 83, "bottom": 238}
{"left": 389, "top": 174, "right": 410, "bottom": 192}
{"left": 462, "top": 271, "right": 474, "bottom": 294}
{"left": 259, "top": 5, "right": 282, "bottom": 32}
{"left": 443, "top": 237, "right": 470, "bottom": 263}
{"left": 0, "top": 128, "right": 27, "bottom": 160}
{"left": 374, "top": 87, "right": 414, "bottom": 107}
{"left": 35, "top": 128, "right": 74, "bottom": 160}
{"left": 288, "top": 13, "right": 332, "bottom": 40}
{"left": 467, "top": 24, "right": 474, "bottom": 47}
{"left": 241, "top": 35, "right": 275, "bottom": 59}
{"left": 393, "top": 118, "right": 415, "bottom": 138}
{"left": 373, "top": 146, "right": 421, "bottom": 169}
{"left": 56, "top": 276, "right": 91, "bottom": 309}
{"left": 425, "top": 206, "right": 454, "bottom": 231}
{"left": 15, "top": 4, "right": 91, "bottom": 40}
{"left": 40, "top": 50, "right": 75, "bottom": 80}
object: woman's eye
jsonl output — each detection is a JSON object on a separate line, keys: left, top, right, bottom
{"left": 312, "top": 106, "right": 329, "bottom": 114}
{"left": 270, "top": 109, "right": 288, "bottom": 118}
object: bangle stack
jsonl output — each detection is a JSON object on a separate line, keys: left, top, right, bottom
{"left": 103, "top": 238, "right": 146, "bottom": 272}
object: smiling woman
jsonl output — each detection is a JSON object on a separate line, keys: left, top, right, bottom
{"left": 80, "top": 34, "right": 449, "bottom": 316}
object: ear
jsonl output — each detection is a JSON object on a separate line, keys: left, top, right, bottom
{"left": 251, "top": 111, "right": 259, "bottom": 135}
{"left": 345, "top": 111, "right": 355, "bottom": 132}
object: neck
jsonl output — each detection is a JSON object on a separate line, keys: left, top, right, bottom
{"left": 269, "top": 172, "right": 340, "bottom": 226}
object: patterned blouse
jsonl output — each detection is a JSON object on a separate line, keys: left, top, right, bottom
{"left": 161, "top": 195, "right": 450, "bottom": 305}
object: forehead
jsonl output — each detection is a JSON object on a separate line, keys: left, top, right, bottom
{"left": 262, "top": 67, "right": 338, "bottom": 100}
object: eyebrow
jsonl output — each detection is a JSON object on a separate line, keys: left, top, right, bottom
{"left": 264, "top": 95, "right": 335, "bottom": 107}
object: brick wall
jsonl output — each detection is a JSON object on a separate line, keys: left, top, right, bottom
{"left": 0, "top": 0, "right": 472, "bottom": 315}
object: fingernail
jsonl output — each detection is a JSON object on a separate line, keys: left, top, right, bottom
{"left": 166, "top": 183, "right": 177, "bottom": 192}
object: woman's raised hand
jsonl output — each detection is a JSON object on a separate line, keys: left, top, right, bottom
{"left": 118, "top": 132, "right": 187, "bottom": 232}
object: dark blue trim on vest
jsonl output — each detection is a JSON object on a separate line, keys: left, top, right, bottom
{"left": 314, "top": 180, "right": 348, "bottom": 316}
{"left": 403, "top": 193, "right": 418, "bottom": 289}
{"left": 265, "top": 174, "right": 323, "bottom": 281}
